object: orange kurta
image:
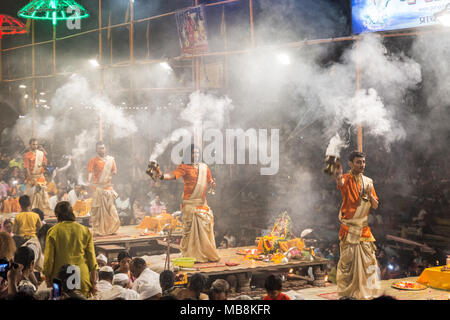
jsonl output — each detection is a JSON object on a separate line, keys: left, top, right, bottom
{"left": 2, "top": 197, "right": 20, "bottom": 213}
{"left": 23, "top": 151, "right": 47, "bottom": 184}
{"left": 338, "top": 173, "right": 378, "bottom": 219}
{"left": 88, "top": 156, "right": 117, "bottom": 190}
{"left": 171, "top": 164, "right": 213, "bottom": 200}
{"left": 11, "top": 197, "right": 20, "bottom": 213}
{"left": 2, "top": 198, "right": 11, "bottom": 213}
{"left": 337, "top": 173, "right": 378, "bottom": 241}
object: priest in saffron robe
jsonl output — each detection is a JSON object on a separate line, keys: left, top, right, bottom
{"left": 333, "top": 150, "right": 380, "bottom": 300}
{"left": 88, "top": 141, "right": 120, "bottom": 236}
{"left": 158, "top": 144, "right": 219, "bottom": 263}
{"left": 23, "top": 138, "right": 51, "bottom": 216}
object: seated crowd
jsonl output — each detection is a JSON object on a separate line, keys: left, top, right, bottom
{"left": 1, "top": 197, "right": 280, "bottom": 301}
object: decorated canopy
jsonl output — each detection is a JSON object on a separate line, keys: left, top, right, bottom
{"left": 18, "top": 0, "right": 89, "bottom": 25}
{"left": 0, "top": 14, "right": 27, "bottom": 39}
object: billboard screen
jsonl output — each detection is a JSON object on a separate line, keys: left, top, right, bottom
{"left": 352, "top": 0, "right": 450, "bottom": 34}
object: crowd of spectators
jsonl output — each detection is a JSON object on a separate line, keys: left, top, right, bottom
{"left": 0, "top": 198, "right": 301, "bottom": 301}
{"left": 0, "top": 141, "right": 176, "bottom": 228}
{"left": 1, "top": 132, "right": 449, "bottom": 300}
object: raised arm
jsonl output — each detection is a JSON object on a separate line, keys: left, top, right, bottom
{"left": 160, "top": 164, "right": 184, "bottom": 181}
{"left": 161, "top": 172, "right": 176, "bottom": 180}
{"left": 56, "top": 157, "right": 72, "bottom": 173}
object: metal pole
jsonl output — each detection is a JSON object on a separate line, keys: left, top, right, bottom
{"left": 222, "top": 6, "right": 232, "bottom": 178}
{"left": 195, "top": 0, "right": 200, "bottom": 91}
{"left": 99, "top": 0, "right": 103, "bottom": 92}
{"left": 249, "top": 0, "right": 255, "bottom": 47}
{"left": 99, "top": 114, "right": 103, "bottom": 142}
{"left": 130, "top": 0, "right": 135, "bottom": 168}
{"left": 32, "top": 20, "right": 36, "bottom": 138}
{"left": 130, "top": 0, "right": 134, "bottom": 107}
{"left": 196, "top": 57, "right": 200, "bottom": 90}
{"left": 356, "top": 40, "right": 363, "bottom": 152}
{"left": 99, "top": 0, "right": 103, "bottom": 142}
{"left": 53, "top": 24, "right": 56, "bottom": 74}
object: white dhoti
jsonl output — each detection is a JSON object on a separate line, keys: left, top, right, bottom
{"left": 337, "top": 241, "right": 379, "bottom": 299}
{"left": 91, "top": 187, "right": 120, "bottom": 236}
{"left": 31, "top": 184, "right": 51, "bottom": 216}
{"left": 90, "top": 156, "right": 120, "bottom": 236}
{"left": 336, "top": 175, "right": 380, "bottom": 300}
{"left": 26, "top": 175, "right": 51, "bottom": 216}
{"left": 180, "top": 163, "right": 219, "bottom": 263}
{"left": 26, "top": 150, "right": 51, "bottom": 215}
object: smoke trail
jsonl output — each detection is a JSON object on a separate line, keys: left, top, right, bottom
{"left": 149, "top": 91, "right": 234, "bottom": 161}
{"left": 325, "top": 133, "right": 348, "bottom": 157}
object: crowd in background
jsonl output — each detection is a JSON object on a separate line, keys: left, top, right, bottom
{"left": 0, "top": 141, "right": 174, "bottom": 225}
{"left": 0, "top": 195, "right": 294, "bottom": 301}
{"left": 1, "top": 135, "right": 449, "bottom": 290}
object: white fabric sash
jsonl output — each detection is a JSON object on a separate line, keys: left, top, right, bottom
{"left": 32, "top": 150, "right": 44, "bottom": 175}
{"left": 339, "top": 175, "right": 373, "bottom": 244}
{"left": 98, "top": 156, "right": 114, "bottom": 185}
{"left": 189, "top": 163, "right": 207, "bottom": 201}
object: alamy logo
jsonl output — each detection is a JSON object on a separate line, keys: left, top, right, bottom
{"left": 171, "top": 128, "right": 280, "bottom": 175}
{"left": 66, "top": 7, "right": 81, "bottom": 30}
{"left": 66, "top": 265, "right": 81, "bottom": 290}
{"left": 366, "top": 264, "right": 381, "bottom": 290}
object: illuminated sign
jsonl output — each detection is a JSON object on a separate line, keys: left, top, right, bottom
{"left": 352, "top": 0, "right": 450, "bottom": 33}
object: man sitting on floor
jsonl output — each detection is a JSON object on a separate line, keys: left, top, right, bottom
{"left": 96, "top": 266, "right": 114, "bottom": 295}
{"left": 97, "top": 273, "right": 139, "bottom": 300}
{"left": 130, "top": 257, "right": 161, "bottom": 296}
{"left": 263, "top": 274, "right": 291, "bottom": 300}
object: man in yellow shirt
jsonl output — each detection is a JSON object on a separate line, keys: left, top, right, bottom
{"left": 43, "top": 201, "right": 98, "bottom": 298}
{"left": 13, "top": 195, "right": 42, "bottom": 240}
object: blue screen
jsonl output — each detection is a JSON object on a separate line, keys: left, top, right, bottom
{"left": 352, "top": 0, "right": 450, "bottom": 34}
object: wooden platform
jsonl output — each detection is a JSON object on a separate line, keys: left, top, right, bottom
{"left": 93, "top": 225, "right": 181, "bottom": 245}
{"left": 175, "top": 247, "right": 328, "bottom": 277}
{"left": 295, "top": 276, "right": 450, "bottom": 300}
{"left": 142, "top": 246, "right": 329, "bottom": 292}
{"left": 92, "top": 225, "right": 182, "bottom": 259}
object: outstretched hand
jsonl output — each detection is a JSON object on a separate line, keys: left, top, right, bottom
{"left": 334, "top": 162, "right": 343, "bottom": 178}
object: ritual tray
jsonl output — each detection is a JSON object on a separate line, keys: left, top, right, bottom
{"left": 391, "top": 281, "right": 427, "bottom": 291}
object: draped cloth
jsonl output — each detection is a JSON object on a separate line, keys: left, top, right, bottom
{"left": 336, "top": 174, "right": 380, "bottom": 300}
{"left": 180, "top": 163, "right": 219, "bottom": 263}
{"left": 30, "top": 185, "right": 52, "bottom": 216}
{"left": 89, "top": 156, "right": 120, "bottom": 236}
{"left": 24, "top": 150, "right": 51, "bottom": 216}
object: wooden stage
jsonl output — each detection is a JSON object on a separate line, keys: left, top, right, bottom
{"left": 141, "top": 246, "right": 330, "bottom": 292}
{"left": 89, "top": 224, "right": 330, "bottom": 287}
{"left": 87, "top": 224, "right": 330, "bottom": 290}
{"left": 92, "top": 225, "right": 182, "bottom": 260}
{"left": 294, "top": 276, "right": 450, "bottom": 300}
